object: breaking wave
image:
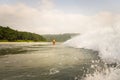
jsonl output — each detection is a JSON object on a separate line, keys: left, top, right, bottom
{"left": 64, "top": 27, "right": 120, "bottom": 80}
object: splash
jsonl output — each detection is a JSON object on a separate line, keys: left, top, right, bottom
{"left": 84, "top": 68, "right": 120, "bottom": 80}
{"left": 64, "top": 26, "right": 120, "bottom": 80}
{"left": 64, "top": 26, "right": 120, "bottom": 63}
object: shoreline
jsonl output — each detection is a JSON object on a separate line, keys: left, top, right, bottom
{"left": 0, "top": 42, "right": 51, "bottom": 44}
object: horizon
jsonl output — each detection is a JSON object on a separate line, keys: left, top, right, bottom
{"left": 1, "top": 25, "right": 80, "bottom": 35}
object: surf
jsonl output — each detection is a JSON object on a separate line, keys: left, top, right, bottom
{"left": 64, "top": 26, "right": 120, "bottom": 80}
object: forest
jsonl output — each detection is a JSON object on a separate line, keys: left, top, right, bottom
{"left": 0, "top": 26, "right": 46, "bottom": 42}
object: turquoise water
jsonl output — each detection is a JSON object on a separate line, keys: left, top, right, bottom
{"left": 0, "top": 42, "right": 102, "bottom": 80}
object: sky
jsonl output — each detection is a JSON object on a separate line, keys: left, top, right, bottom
{"left": 0, "top": 0, "right": 120, "bottom": 34}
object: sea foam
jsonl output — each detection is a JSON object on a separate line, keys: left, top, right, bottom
{"left": 64, "top": 26, "right": 120, "bottom": 80}
{"left": 64, "top": 27, "right": 120, "bottom": 63}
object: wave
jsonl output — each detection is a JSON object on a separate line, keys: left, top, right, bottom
{"left": 64, "top": 27, "right": 120, "bottom": 80}
{"left": 64, "top": 27, "right": 120, "bottom": 63}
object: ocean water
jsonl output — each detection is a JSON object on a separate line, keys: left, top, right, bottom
{"left": 0, "top": 42, "right": 103, "bottom": 80}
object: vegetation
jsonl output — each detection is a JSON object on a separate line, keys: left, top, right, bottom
{"left": 0, "top": 26, "right": 79, "bottom": 42}
{"left": 0, "top": 26, "right": 46, "bottom": 42}
{"left": 43, "top": 33, "right": 79, "bottom": 42}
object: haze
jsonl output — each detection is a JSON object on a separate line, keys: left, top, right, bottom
{"left": 0, "top": 0, "right": 120, "bottom": 34}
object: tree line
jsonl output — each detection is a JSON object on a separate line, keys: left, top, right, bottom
{"left": 0, "top": 26, "right": 46, "bottom": 42}
{"left": 42, "top": 33, "right": 79, "bottom": 42}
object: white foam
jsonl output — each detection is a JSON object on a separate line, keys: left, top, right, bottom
{"left": 64, "top": 27, "right": 120, "bottom": 63}
{"left": 64, "top": 26, "right": 120, "bottom": 80}
{"left": 84, "top": 68, "right": 120, "bottom": 80}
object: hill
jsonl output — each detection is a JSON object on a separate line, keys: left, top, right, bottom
{"left": 0, "top": 26, "right": 46, "bottom": 42}
{"left": 42, "top": 33, "right": 79, "bottom": 42}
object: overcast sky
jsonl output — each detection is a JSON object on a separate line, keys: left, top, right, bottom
{"left": 0, "top": 0, "right": 120, "bottom": 34}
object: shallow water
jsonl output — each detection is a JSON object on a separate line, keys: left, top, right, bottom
{"left": 0, "top": 42, "right": 102, "bottom": 80}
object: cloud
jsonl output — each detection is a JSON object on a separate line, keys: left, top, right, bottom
{"left": 39, "top": 0, "right": 54, "bottom": 10}
{"left": 0, "top": 0, "right": 120, "bottom": 34}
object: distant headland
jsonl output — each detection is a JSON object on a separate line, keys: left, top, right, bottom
{"left": 0, "top": 26, "right": 79, "bottom": 42}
